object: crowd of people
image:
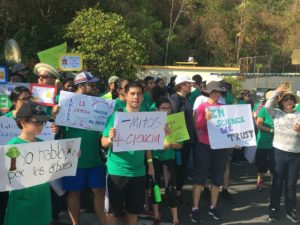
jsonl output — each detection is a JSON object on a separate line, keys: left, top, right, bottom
{"left": 1, "top": 62, "right": 300, "bottom": 225}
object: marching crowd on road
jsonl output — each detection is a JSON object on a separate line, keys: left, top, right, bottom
{"left": 1, "top": 62, "right": 300, "bottom": 225}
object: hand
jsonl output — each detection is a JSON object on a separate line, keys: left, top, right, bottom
{"left": 293, "top": 123, "right": 300, "bottom": 132}
{"left": 51, "top": 105, "right": 60, "bottom": 118}
{"left": 234, "top": 145, "right": 242, "bottom": 150}
{"left": 77, "top": 150, "right": 81, "bottom": 158}
{"left": 50, "top": 123, "right": 60, "bottom": 134}
{"left": 277, "top": 83, "right": 290, "bottom": 93}
{"left": 109, "top": 128, "right": 116, "bottom": 141}
{"left": 164, "top": 124, "right": 171, "bottom": 136}
{"left": 163, "top": 142, "right": 171, "bottom": 149}
{"left": 148, "top": 163, "right": 155, "bottom": 178}
{"left": 205, "top": 111, "right": 212, "bottom": 120}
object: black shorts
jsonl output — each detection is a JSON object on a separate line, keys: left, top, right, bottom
{"left": 255, "top": 148, "right": 274, "bottom": 173}
{"left": 105, "top": 175, "right": 146, "bottom": 217}
{"left": 193, "top": 142, "right": 229, "bottom": 187}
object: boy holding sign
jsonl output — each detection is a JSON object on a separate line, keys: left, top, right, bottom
{"left": 4, "top": 102, "right": 52, "bottom": 225}
{"left": 101, "top": 81, "right": 154, "bottom": 225}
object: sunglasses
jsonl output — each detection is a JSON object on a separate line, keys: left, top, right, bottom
{"left": 27, "top": 120, "right": 47, "bottom": 126}
{"left": 17, "top": 96, "right": 32, "bottom": 103}
{"left": 282, "top": 96, "right": 295, "bottom": 102}
{"left": 38, "top": 75, "right": 52, "bottom": 79}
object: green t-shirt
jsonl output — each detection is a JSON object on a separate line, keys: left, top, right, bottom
{"left": 4, "top": 137, "right": 51, "bottom": 225}
{"left": 4, "top": 110, "right": 13, "bottom": 118}
{"left": 103, "top": 111, "right": 146, "bottom": 177}
{"left": 149, "top": 102, "right": 156, "bottom": 111}
{"left": 189, "top": 88, "right": 201, "bottom": 106}
{"left": 225, "top": 92, "right": 234, "bottom": 105}
{"left": 295, "top": 104, "right": 300, "bottom": 112}
{"left": 99, "top": 91, "right": 112, "bottom": 100}
{"left": 256, "top": 106, "right": 274, "bottom": 149}
{"left": 63, "top": 127, "right": 103, "bottom": 168}
{"left": 153, "top": 147, "right": 175, "bottom": 161}
{"left": 141, "top": 92, "right": 152, "bottom": 111}
{"left": 114, "top": 98, "right": 126, "bottom": 111}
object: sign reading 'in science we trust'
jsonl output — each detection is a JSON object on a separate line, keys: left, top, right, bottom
{"left": 207, "top": 104, "right": 256, "bottom": 149}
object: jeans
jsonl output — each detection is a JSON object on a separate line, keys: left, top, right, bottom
{"left": 269, "top": 148, "right": 300, "bottom": 213}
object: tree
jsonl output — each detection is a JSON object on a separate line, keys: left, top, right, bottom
{"left": 65, "top": 8, "right": 146, "bottom": 79}
{"left": 6, "top": 146, "right": 20, "bottom": 171}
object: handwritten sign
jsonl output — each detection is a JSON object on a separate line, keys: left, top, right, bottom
{"left": 0, "top": 116, "right": 55, "bottom": 145}
{"left": 30, "top": 84, "right": 57, "bottom": 106}
{"left": 55, "top": 90, "right": 115, "bottom": 131}
{"left": 0, "top": 138, "right": 81, "bottom": 192}
{"left": 59, "top": 54, "right": 83, "bottom": 71}
{"left": 0, "top": 67, "right": 8, "bottom": 84}
{"left": 113, "top": 112, "right": 167, "bottom": 152}
{"left": 0, "top": 83, "right": 30, "bottom": 113}
{"left": 207, "top": 104, "right": 256, "bottom": 149}
{"left": 165, "top": 112, "right": 190, "bottom": 143}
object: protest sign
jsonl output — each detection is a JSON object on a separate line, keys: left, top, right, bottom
{"left": 0, "top": 138, "right": 81, "bottom": 192}
{"left": 0, "top": 116, "right": 55, "bottom": 145}
{"left": 0, "top": 67, "right": 8, "bottom": 84}
{"left": 37, "top": 42, "right": 67, "bottom": 68}
{"left": 113, "top": 112, "right": 167, "bottom": 152}
{"left": 207, "top": 104, "right": 256, "bottom": 149}
{"left": 59, "top": 54, "right": 83, "bottom": 71}
{"left": 55, "top": 90, "right": 115, "bottom": 131}
{"left": 165, "top": 112, "right": 190, "bottom": 143}
{"left": 0, "top": 83, "right": 30, "bottom": 113}
{"left": 30, "top": 84, "right": 57, "bottom": 106}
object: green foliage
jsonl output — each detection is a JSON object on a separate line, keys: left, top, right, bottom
{"left": 65, "top": 8, "right": 145, "bottom": 79}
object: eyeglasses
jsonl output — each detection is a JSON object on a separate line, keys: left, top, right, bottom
{"left": 17, "top": 96, "right": 32, "bottom": 103}
{"left": 38, "top": 74, "right": 52, "bottom": 79}
{"left": 27, "top": 120, "right": 47, "bottom": 126}
{"left": 282, "top": 96, "right": 295, "bottom": 102}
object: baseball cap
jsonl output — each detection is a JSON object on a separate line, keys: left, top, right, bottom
{"left": 108, "top": 75, "right": 119, "bottom": 84}
{"left": 74, "top": 72, "right": 99, "bottom": 85}
{"left": 175, "top": 76, "right": 195, "bottom": 86}
{"left": 12, "top": 63, "right": 28, "bottom": 74}
{"left": 16, "top": 102, "right": 50, "bottom": 122}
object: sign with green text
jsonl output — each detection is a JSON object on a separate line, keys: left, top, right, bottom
{"left": 165, "top": 112, "right": 190, "bottom": 143}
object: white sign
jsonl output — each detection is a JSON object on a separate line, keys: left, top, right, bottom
{"left": 113, "top": 112, "right": 167, "bottom": 152}
{"left": 0, "top": 138, "right": 81, "bottom": 191}
{"left": 0, "top": 116, "right": 55, "bottom": 145}
{"left": 55, "top": 91, "right": 115, "bottom": 131}
{"left": 207, "top": 104, "right": 256, "bottom": 149}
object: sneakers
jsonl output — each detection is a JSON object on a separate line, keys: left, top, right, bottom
{"left": 208, "top": 207, "right": 222, "bottom": 220}
{"left": 287, "top": 210, "right": 300, "bottom": 223}
{"left": 221, "top": 189, "right": 236, "bottom": 203}
{"left": 190, "top": 208, "right": 201, "bottom": 223}
{"left": 269, "top": 208, "right": 280, "bottom": 222}
{"left": 256, "top": 181, "right": 263, "bottom": 192}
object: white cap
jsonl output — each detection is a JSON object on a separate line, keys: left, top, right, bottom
{"left": 175, "top": 75, "right": 195, "bottom": 86}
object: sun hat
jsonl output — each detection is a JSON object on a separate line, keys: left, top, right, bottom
{"left": 202, "top": 81, "right": 226, "bottom": 94}
{"left": 108, "top": 75, "right": 119, "bottom": 84}
{"left": 16, "top": 101, "right": 50, "bottom": 122}
{"left": 174, "top": 75, "right": 195, "bottom": 86}
{"left": 74, "top": 72, "right": 99, "bottom": 85}
{"left": 34, "top": 63, "right": 60, "bottom": 79}
{"left": 278, "top": 91, "right": 300, "bottom": 104}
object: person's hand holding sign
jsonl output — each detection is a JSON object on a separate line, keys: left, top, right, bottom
{"left": 205, "top": 107, "right": 212, "bottom": 120}
{"left": 108, "top": 128, "right": 116, "bottom": 144}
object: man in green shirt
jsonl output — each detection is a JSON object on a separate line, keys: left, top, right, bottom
{"left": 188, "top": 74, "right": 202, "bottom": 106}
{"left": 102, "top": 80, "right": 154, "bottom": 225}
{"left": 62, "top": 72, "right": 105, "bottom": 225}
{"left": 142, "top": 76, "right": 155, "bottom": 110}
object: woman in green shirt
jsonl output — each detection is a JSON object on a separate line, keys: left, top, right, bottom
{"left": 152, "top": 98, "right": 182, "bottom": 225}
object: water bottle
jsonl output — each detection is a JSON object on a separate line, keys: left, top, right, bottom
{"left": 153, "top": 183, "right": 162, "bottom": 203}
{"left": 175, "top": 150, "right": 182, "bottom": 166}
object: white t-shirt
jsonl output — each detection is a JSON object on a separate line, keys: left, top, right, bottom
{"left": 193, "top": 95, "right": 226, "bottom": 111}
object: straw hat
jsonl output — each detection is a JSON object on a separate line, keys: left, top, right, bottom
{"left": 34, "top": 63, "right": 60, "bottom": 79}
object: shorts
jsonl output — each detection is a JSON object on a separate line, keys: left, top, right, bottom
{"left": 255, "top": 148, "right": 274, "bottom": 173}
{"left": 193, "top": 142, "right": 229, "bottom": 187}
{"left": 62, "top": 165, "right": 106, "bottom": 191}
{"left": 105, "top": 175, "right": 146, "bottom": 217}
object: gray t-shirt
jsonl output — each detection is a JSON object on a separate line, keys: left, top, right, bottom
{"left": 265, "top": 90, "right": 300, "bottom": 153}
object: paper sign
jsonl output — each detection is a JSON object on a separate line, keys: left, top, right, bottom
{"left": 30, "top": 84, "right": 57, "bottom": 106}
{"left": 0, "top": 116, "right": 55, "bottom": 145}
{"left": 165, "top": 112, "right": 190, "bottom": 143}
{"left": 0, "top": 83, "right": 30, "bottom": 113}
{"left": 0, "top": 67, "right": 8, "bottom": 84}
{"left": 113, "top": 112, "right": 167, "bottom": 152}
{"left": 207, "top": 104, "right": 256, "bottom": 149}
{"left": 37, "top": 42, "right": 67, "bottom": 68}
{"left": 59, "top": 54, "right": 83, "bottom": 71}
{"left": 55, "top": 90, "right": 115, "bottom": 131}
{"left": 0, "top": 138, "right": 80, "bottom": 192}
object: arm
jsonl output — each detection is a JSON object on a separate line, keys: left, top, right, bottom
{"left": 101, "top": 128, "right": 115, "bottom": 149}
{"left": 265, "top": 90, "right": 280, "bottom": 117}
{"left": 256, "top": 117, "right": 273, "bottom": 133}
{"left": 146, "top": 150, "right": 155, "bottom": 177}
{"left": 195, "top": 104, "right": 207, "bottom": 130}
{"left": 163, "top": 142, "right": 182, "bottom": 149}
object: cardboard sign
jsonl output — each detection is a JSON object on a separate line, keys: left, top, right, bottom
{"left": 37, "top": 42, "right": 67, "bottom": 68}
{"left": 113, "top": 112, "right": 167, "bottom": 152}
{"left": 0, "top": 67, "right": 8, "bottom": 84}
{"left": 0, "top": 83, "right": 30, "bottom": 113}
{"left": 0, "top": 138, "right": 81, "bottom": 191}
{"left": 59, "top": 54, "right": 83, "bottom": 71}
{"left": 207, "top": 104, "right": 256, "bottom": 149}
{"left": 30, "top": 84, "right": 57, "bottom": 106}
{"left": 55, "top": 90, "right": 115, "bottom": 131}
{"left": 165, "top": 112, "right": 190, "bottom": 143}
{"left": 0, "top": 116, "right": 55, "bottom": 145}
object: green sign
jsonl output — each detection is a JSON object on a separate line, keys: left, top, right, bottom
{"left": 165, "top": 112, "right": 190, "bottom": 143}
{"left": 37, "top": 42, "right": 67, "bottom": 68}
